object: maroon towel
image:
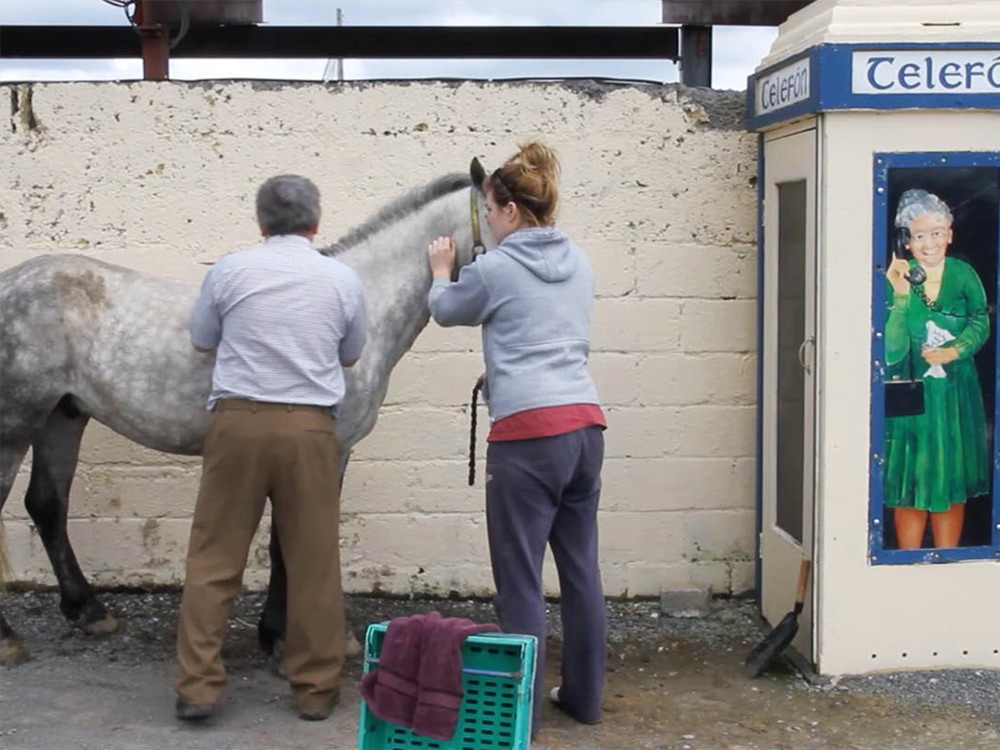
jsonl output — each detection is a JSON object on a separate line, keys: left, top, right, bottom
{"left": 412, "top": 611, "right": 500, "bottom": 740}
{"left": 360, "top": 612, "right": 500, "bottom": 740}
{"left": 359, "top": 614, "right": 426, "bottom": 729}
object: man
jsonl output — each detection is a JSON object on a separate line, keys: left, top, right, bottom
{"left": 175, "top": 174, "right": 367, "bottom": 722}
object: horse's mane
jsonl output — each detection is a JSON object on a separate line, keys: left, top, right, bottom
{"left": 322, "top": 173, "right": 471, "bottom": 256}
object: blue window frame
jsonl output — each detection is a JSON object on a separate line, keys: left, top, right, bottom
{"left": 869, "top": 150, "right": 1000, "bottom": 564}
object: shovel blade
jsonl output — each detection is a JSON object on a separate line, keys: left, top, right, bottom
{"left": 745, "top": 612, "right": 800, "bottom": 678}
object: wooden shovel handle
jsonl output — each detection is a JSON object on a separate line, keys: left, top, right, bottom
{"left": 794, "top": 559, "right": 812, "bottom": 606}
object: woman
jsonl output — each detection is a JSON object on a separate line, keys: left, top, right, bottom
{"left": 426, "top": 142, "right": 606, "bottom": 734}
{"left": 883, "top": 189, "right": 990, "bottom": 549}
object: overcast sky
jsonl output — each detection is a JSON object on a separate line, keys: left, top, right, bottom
{"left": 0, "top": 0, "right": 778, "bottom": 90}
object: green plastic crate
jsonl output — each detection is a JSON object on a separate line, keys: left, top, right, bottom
{"left": 357, "top": 622, "right": 537, "bottom": 750}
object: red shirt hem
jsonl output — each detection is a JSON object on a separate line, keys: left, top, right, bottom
{"left": 487, "top": 404, "right": 606, "bottom": 442}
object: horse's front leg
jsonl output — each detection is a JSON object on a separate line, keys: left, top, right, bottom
{"left": 257, "top": 521, "right": 287, "bottom": 659}
{"left": 26, "top": 406, "right": 117, "bottom": 635}
{"left": 0, "top": 606, "right": 29, "bottom": 666}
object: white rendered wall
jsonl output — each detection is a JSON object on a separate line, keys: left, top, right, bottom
{"left": 1, "top": 80, "right": 757, "bottom": 598}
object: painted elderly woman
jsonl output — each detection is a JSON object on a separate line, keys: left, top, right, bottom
{"left": 883, "top": 189, "right": 990, "bottom": 549}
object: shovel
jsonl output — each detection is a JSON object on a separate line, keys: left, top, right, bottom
{"left": 745, "top": 558, "right": 811, "bottom": 678}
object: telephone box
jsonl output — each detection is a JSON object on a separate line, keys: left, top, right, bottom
{"left": 748, "top": 0, "right": 1000, "bottom": 673}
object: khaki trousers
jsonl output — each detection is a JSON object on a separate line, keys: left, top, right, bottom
{"left": 176, "top": 399, "right": 344, "bottom": 713}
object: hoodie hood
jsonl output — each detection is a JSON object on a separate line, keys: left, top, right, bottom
{"left": 496, "top": 226, "right": 577, "bottom": 283}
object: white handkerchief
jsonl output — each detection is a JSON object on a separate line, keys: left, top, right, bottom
{"left": 923, "top": 320, "right": 956, "bottom": 379}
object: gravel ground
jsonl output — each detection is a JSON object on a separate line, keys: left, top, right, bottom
{"left": 831, "top": 669, "right": 1000, "bottom": 720}
{"left": 1, "top": 589, "right": 997, "bottom": 750}
{"left": 3, "top": 587, "right": 997, "bottom": 723}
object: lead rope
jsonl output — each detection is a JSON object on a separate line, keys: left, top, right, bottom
{"left": 468, "top": 379, "right": 483, "bottom": 486}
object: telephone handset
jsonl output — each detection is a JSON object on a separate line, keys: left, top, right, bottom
{"left": 894, "top": 227, "right": 926, "bottom": 285}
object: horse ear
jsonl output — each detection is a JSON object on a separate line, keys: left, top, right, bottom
{"left": 470, "top": 157, "right": 487, "bottom": 191}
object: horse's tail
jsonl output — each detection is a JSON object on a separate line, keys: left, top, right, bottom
{"left": 0, "top": 519, "right": 8, "bottom": 590}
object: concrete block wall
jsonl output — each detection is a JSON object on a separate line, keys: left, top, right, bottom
{"left": 0, "top": 80, "right": 757, "bottom": 598}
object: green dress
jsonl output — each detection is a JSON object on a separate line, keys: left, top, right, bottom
{"left": 883, "top": 257, "right": 990, "bottom": 512}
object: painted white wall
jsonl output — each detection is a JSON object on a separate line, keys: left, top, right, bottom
{"left": 1, "top": 80, "right": 758, "bottom": 597}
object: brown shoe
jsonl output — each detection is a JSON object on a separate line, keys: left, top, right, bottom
{"left": 298, "top": 698, "right": 339, "bottom": 721}
{"left": 175, "top": 697, "right": 215, "bottom": 721}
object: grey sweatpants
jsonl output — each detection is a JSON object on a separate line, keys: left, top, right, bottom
{"left": 484, "top": 425, "right": 607, "bottom": 732}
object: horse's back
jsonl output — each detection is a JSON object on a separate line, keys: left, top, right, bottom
{"left": 2, "top": 253, "right": 196, "bottom": 314}
{"left": 1, "top": 253, "right": 144, "bottom": 314}
{"left": 1, "top": 252, "right": 131, "bottom": 282}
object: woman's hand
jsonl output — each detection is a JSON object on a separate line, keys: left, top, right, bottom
{"left": 428, "top": 236, "right": 457, "bottom": 280}
{"left": 886, "top": 256, "right": 912, "bottom": 296}
{"left": 922, "top": 347, "right": 960, "bottom": 366}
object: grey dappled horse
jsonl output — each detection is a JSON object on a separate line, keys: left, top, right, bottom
{"left": 0, "top": 161, "right": 494, "bottom": 664}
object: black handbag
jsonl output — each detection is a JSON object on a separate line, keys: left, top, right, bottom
{"left": 885, "top": 379, "right": 924, "bottom": 418}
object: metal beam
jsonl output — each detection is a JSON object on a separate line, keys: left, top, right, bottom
{"left": 663, "top": 0, "right": 814, "bottom": 26}
{"left": 0, "top": 25, "right": 680, "bottom": 61}
{"left": 679, "top": 25, "right": 712, "bottom": 87}
{"left": 137, "top": 23, "right": 170, "bottom": 80}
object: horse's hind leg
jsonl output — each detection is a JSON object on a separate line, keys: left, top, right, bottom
{"left": 1, "top": 438, "right": 32, "bottom": 665}
{"left": 25, "top": 398, "right": 117, "bottom": 635}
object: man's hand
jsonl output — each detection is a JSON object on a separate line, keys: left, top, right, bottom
{"left": 428, "top": 236, "right": 457, "bottom": 280}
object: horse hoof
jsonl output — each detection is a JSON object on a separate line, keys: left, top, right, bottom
{"left": 0, "top": 638, "right": 30, "bottom": 666}
{"left": 268, "top": 638, "right": 287, "bottom": 679}
{"left": 81, "top": 613, "right": 119, "bottom": 636}
{"left": 345, "top": 630, "right": 362, "bottom": 658}
{"left": 269, "top": 653, "right": 288, "bottom": 679}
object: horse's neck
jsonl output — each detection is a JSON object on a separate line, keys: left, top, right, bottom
{"left": 339, "top": 189, "right": 472, "bottom": 384}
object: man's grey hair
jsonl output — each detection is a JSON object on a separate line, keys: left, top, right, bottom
{"left": 895, "top": 189, "right": 953, "bottom": 229}
{"left": 256, "top": 175, "right": 321, "bottom": 236}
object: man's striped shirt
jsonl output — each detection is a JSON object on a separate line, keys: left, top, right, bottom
{"left": 189, "top": 234, "right": 367, "bottom": 411}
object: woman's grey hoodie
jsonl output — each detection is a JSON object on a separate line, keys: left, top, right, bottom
{"left": 428, "top": 226, "right": 600, "bottom": 421}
